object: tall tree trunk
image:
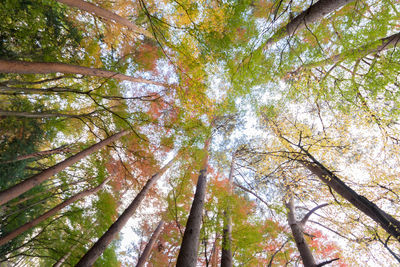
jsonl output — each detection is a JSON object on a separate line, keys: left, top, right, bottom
{"left": 301, "top": 152, "right": 400, "bottom": 242}
{"left": 0, "top": 130, "right": 128, "bottom": 206}
{"left": 0, "top": 178, "right": 110, "bottom": 246}
{"left": 0, "top": 144, "right": 72, "bottom": 164}
{"left": 55, "top": 0, "right": 153, "bottom": 39}
{"left": 285, "top": 196, "right": 316, "bottom": 267}
{"left": 136, "top": 219, "right": 165, "bottom": 267}
{"left": 292, "top": 31, "right": 400, "bottom": 74}
{"left": 221, "top": 156, "right": 235, "bottom": 267}
{"left": 0, "top": 109, "right": 98, "bottom": 119}
{"left": 176, "top": 139, "right": 211, "bottom": 267}
{"left": 0, "top": 60, "right": 165, "bottom": 86}
{"left": 263, "top": 0, "right": 354, "bottom": 49}
{"left": 75, "top": 156, "right": 177, "bottom": 267}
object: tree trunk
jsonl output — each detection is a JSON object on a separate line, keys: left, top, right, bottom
{"left": 176, "top": 139, "right": 211, "bottom": 267}
{"left": 221, "top": 156, "right": 235, "bottom": 267}
{"left": 53, "top": 243, "right": 78, "bottom": 267}
{"left": 292, "top": 31, "right": 400, "bottom": 74}
{"left": 210, "top": 234, "right": 219, "bottom": 267}
{"left": 263, "top": 0, "right": 354, "bottom": 49}
{"left": 270, "top": 122, "right": 400, "bottom": 243}
{"left": 55, "top": 0, "right": 153, "bottom": 39}
{"left": 0, "top": 109, "right": 98, "bottom": 119}
{"left": 75, "top": 156, "right": 176, "bottom": 267}
{"left": 0, "top": 130, "right": 129, "bottom": 206}
{"left": 53, "top": 251, "right": 72, "bottom": 267}
{"left": 0, "top": 144, "right": 72, "bottom": 164}
{"left": 285, "top": 196, "right": 317, "bottom": 267}
{"left": 136, "top": 219, "right": 165, "bottom": 267}
{"left": 0, "top": 178, "right": 110, "bottom": 246}
{"left": 300, "top": 150, "right": 400, "bottom": 242}
{"left": 0, "top": 60, "right": 164, "bottom": 86}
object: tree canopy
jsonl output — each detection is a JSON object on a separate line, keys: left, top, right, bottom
{"left": 1, "top": 0, "right": 400, "bottom": 266}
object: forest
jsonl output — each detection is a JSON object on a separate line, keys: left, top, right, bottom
{"left": 0, "top": 0, "right": 400, "bottom": 266}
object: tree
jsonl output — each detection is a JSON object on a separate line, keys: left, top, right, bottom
{"left": 176, "top": 138, "right": 210, "bottom": 267}
{"left": 2, "top": 0, "right": 400, "bottom": 265}
{"left": 0, "top": 60, "right": 165, "bottom": 86}
{"left": 0, "top": 177, "right": 110, "bottom": 246}
{"left": 75, "top": 155, "right": 176, "bottom": 267}
{"left": 136, "top": 219, "right": 165, "bottom": 267}
{"left": 55, "top": 0, "right": 153, "bottom": 39}
{"left": 0, "top": 130, "right": 128, "bottom": 206}
{"left": 221, "top": 155, "right": 235, "bottom": 267}
{"left": 285, "top": 195, "right": 317, "bottom": 267}
{"left": 262, "top": 0, "right": 354, "bottom": 50}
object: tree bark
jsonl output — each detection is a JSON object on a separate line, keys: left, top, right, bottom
{"left": 292, "top": 31, "right": 400, "bottom": 74}
{"left": 221, "top": 156, "right": 235, "bottom": 267}
{"left": 263, "top": 0, "right": 354, "bottom": 49}
{"left": 176, "top": 139, "right": 211, "bottom": 267}
{"left": 300, "top": 149, "right": 400, "bottom": 242}
{"left": 0, "top": 60, "right": 165, "bottom": 86}
{"left": 0, "top": 130, "right": 129, "bottom": 206}
{"left": 75, "top": 156, "right": 176, "bottom": 267}
{"left": 55, "top": 0, "right": 153, "bottom": 39}
{"left": 136, "top": 219, "right": 165, "bottom": 267}
{"left": 0, "top": 144, "right": 72, "bottom": 164}
{"left": 285, "top": 196, "right": 317, "bottom": 267}
{"left": 0, "top": 177, "right": 110, "bottom": 246}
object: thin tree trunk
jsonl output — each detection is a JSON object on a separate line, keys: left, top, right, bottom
{"left": 292, "top": 31, "right": 400, "bottom": 74}
{"left": 136, "top": 219, "right": 165, "bottom": 267}
{"left": 0, "top": 144, "right": 72, "bottom": 164}
{"left": 210, "top": 233, "right": 219, "bottom": 267}
{"left": 0, "top": 109, "right": 98, "bottom": 119}
{"left": 263, "top": 0, "right": 354, "bottom": 49}
{"left": 55, "top": 0, "right": 153, "bottom": 39}
{"left": 221, "top": 156, "right": 235, "bottom": 267}
{"left": 0, "top": 130, "right": 129, "bottom": 206}
{"left": 53, "top": 251, "right": 72, "bottom": 267}
{"left": 0, "top": 60, "right": 165, "bottom": 86}
{"left": 75, "top": 156, "right": 177, "bottom": 267}
{"left": 0, "top": 178, "right": 110, "bottom": 246}
{"left": 176, "top": 139, "right": 211, "bottom": 267}
{"left": 285, "top": 196, "right": 317, "bottom": 267}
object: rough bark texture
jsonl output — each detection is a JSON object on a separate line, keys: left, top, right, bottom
{"left": 285, "top": 197, "right": 316, "bottom": 267}
{"left": 301, "top": 151, "right": 400, "bottom": 242}
{"left": 0, "top": 60, "right": 165, "bottom": 86}
{"left": 221, "top": 156, "right": 235, "bottom": 267}
{"left": 0, "top": 178, "right": 110, "bottom": 246}
{"left": 75, "top": 157, "right": 176, "bottom": 267}
{"left": 136, "top": 219, "right": 165, "bottom": 267}
{"left": 263, "top": 0, "right": 354, "bottom": 49}
{"left": 176, "top": 139, "right": 210, "bottom": 267}
{"left": 56, "top": 0, "right": 153, "bottom": 39}
{"left": 0, "top": 130, "right": 128, "bottom": 206}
